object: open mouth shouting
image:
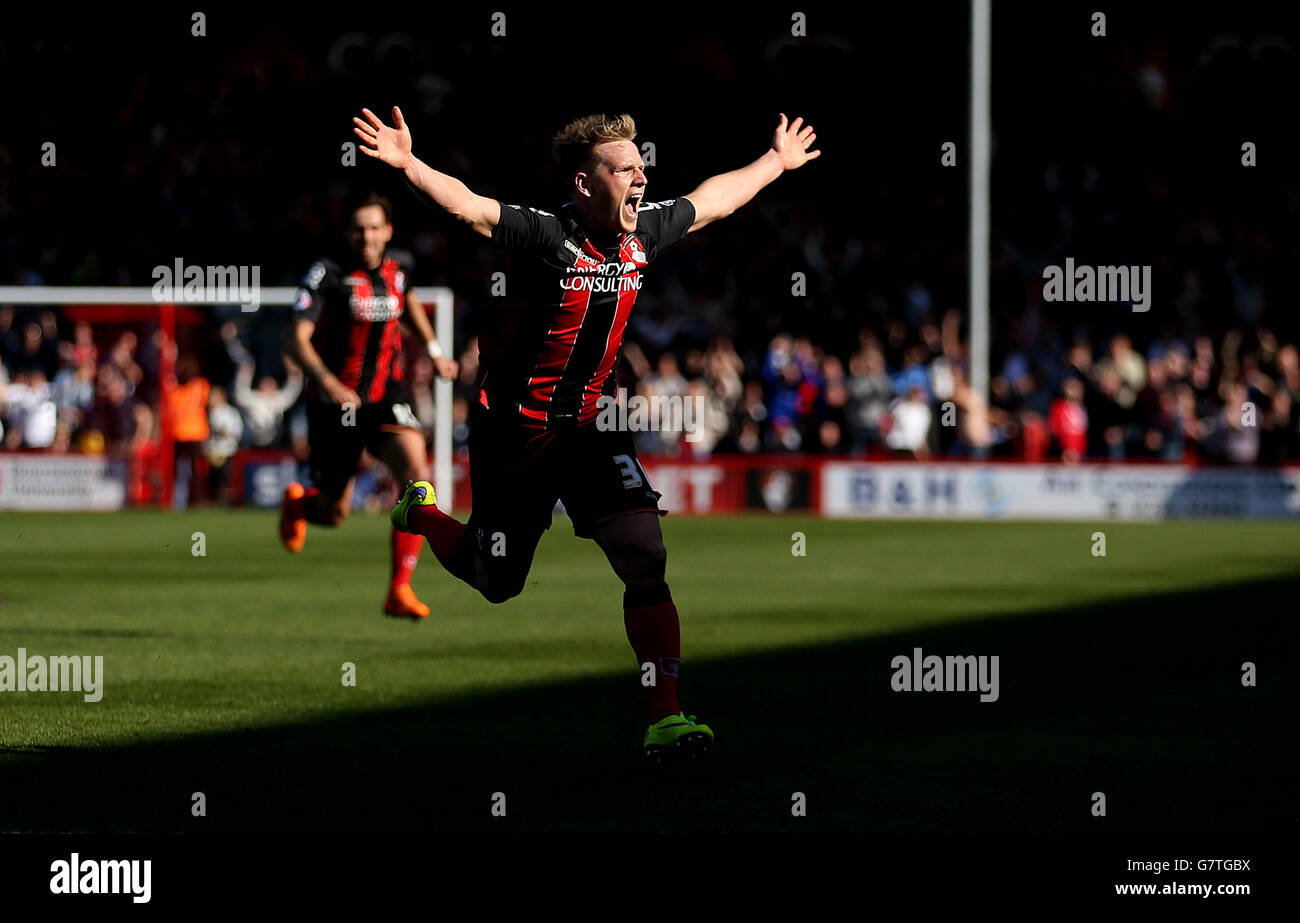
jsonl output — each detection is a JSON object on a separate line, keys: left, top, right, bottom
{"left": 623, "top": 191, "right": 643, "bottom": 223}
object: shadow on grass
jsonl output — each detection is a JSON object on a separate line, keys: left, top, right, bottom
{"left": 1, "top": 575, "right": 1295, "bottom": 834}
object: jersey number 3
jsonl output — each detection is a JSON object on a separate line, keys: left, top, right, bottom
{"left": 613, "top": 454, "right": 646, "bottom": 489}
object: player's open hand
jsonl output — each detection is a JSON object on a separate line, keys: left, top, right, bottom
{"left": 772, "top": 113, "right": 820, "bottom": 170}
{"left": 353, "top": 107, "right": 412, "bottom": 171}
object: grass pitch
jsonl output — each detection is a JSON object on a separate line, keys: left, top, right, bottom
{"left": 0, "top": 510, "right": 1295, "bottom": 833}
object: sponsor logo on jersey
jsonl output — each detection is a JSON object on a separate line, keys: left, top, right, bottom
{"left": 566, "top": 260, "right": 635, "bottom": 277}
{"left": 559, "top": 248, "right": 644, "bottom": 291}
{"left": 560, "top": 275, "right": 643, "bottom": 293}
{"left": 350, "top": 293, "right": 401, "bottom": 320}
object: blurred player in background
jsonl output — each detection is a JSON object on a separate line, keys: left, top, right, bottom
{"left": 354, "top": 106, "right": 818, "bottom": 759}
{"left": 279, "top": 192, "right": 458, "bottom": 619}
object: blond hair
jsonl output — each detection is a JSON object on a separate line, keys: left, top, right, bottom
{"left": 552, "top": 113, "right": 637, "bottom": 182}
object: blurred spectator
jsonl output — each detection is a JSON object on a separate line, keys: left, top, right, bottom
{"left": 52, "top": 359, "right": 97, "bottom": 432}
{"left": 1049, "top": 378, "right": 1088, "bottom": 465}
{"left": 1, "top": 370, "right": 58, "bottom": 448}
{"left": 891, "top": 343, "right": 933, "bottom": 404}
{"left": 1095, "top": 334, "right": 1146, "bottom": 410}
{"left": 814, "top": 419, "right": 845, "bottom": 452}
{"left": 171, "top": 355, "right": 211, "bottom": 508}
{"left": 761, "top": 334, "right": 821, "bottom": 448}
{"left": 1276, "top": 345, "right": 1300, "bottom": 457}
{"left": 642, "top": 352, "right": 687, "bottom": 403}
{"left": 703, "top": 337, "right": 744, "bottom": 411}
{"left": 727, "top": 379, "right": 768, "bottom": 452}
{"left": 810, "top": 355, "right": 849, "bottom": 453}
{"left": 884, "top": 385, "right": 932, "bottom": 458}
{"left": 950, "top": 364, "right": 993, "bottom": 458}
{"left": 105, "top": 332, "right": 144, "bottom": 394}
{"left": 1133, "top": 355, "right": 1180, "bottom": 459}
{"left": 205, "top": 386, "right": 243, "bottom": 506}
{"left": 1086, "top": 365, "right": 1129, "bottom": 460}
{"left": 683, "top": 378, "right": 730, "bottom": 458}
{"left": 84, "top": 368, "right": 137, "bottom": 453}
{"left": 846, "top": 347, "right": 891, "bottom": 451}
{"left": 13, "top": 322, "right": 57, "bottom": 378}
{"left": 224, "top": 322, "right": 304, "bottom": 447}
{"left": 61, "top": 322, "right": 99, "bottom": 368}
{"left": 233, "top": 360, "right": 304, "bottom": 447}
{"left": 987, "top": 375, "right": 1022, "bottom": 455}
{"left": 735, "top": 418, "right": 762, "bottom": 453}
{"left": 1173, "top": 382, "right": 1204, "bottom": 457}
{"left": 638, "top": 352, "right": 689, "bottom": 456}
{"left": 1205, "top": 382, "right": 1259, "bottom": 464}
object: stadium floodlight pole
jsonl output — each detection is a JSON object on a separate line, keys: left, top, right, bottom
{"left": 969, "top": 0, "right": 992, "bottom": 403}
{"left": 430, "top": 287, "right": 455, "bottom": 514}
{"left": 0, "top": 285, "right": 454, "bottom": 511}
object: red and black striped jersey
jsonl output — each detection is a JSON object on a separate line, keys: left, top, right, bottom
{"left": 293, "top": 250, "right": 413, "bottom": 405}
{"left": 483, "top": 198, "right": 695, "bottom": 428}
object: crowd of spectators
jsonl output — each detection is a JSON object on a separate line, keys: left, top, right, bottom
{"left": 5, "top": 301, "right": 1297, "bottom": 490}
{"left": 0, "top": 307, "right": 158, "bottom": 456}
{"left": 607, "top": 319, "right": 1300, "bottom": 466}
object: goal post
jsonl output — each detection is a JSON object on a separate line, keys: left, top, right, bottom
{"left": 969, "top": 0, "right": 991, "bottom": 406}
{"left": 0, "top": 285, "right": 456, "bottom": 513}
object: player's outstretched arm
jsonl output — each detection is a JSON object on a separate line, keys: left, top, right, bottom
{"left": 352, "top": 106, "right": 501, "bottom": 238}
{"left": 682, "top": 113, "right": 820, "bottom": 233}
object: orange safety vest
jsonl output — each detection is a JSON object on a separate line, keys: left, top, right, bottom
{"left": 172, "top": 378, "right": 211, "bottom": 442}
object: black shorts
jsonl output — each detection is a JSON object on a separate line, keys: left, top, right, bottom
{"left": 307, "top": 393, "right": 422, "bottom": 495}
{"left": 466, "top": 401, "right": 664, "bottom": 543}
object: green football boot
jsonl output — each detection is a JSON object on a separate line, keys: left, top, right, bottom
{"left": 391, "top": 480, "right": 437, "bottom": 533}
{"left": 643, "top": 713, "right": 714, "bottom": 763}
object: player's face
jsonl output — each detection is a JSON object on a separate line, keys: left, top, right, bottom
{"left": 585, "top": 140, "right": 646, "bottom": 234}
{"left": 347, "top": 205, "right": 393, "bottom": 269}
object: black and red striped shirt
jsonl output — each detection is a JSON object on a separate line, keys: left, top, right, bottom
{"left": 293, "top": 250, "right": 413, "bottom": 405}
{"left": 484, "top": 198, "right": 695, "bottom": 427}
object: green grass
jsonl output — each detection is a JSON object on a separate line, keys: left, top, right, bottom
{"left": 1, "top": 510, "right": 1296, "bottom": 833}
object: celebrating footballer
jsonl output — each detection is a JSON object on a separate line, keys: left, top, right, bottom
{"left": 352, "top": 104, "right": 819, "bottom": 761}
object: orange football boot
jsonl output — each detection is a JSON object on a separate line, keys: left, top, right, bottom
{"left": 384, "top": 583, "right": 430, "bottom": 620}
{"left": 279, "top": 482, "right": 308, "bottom": 553}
